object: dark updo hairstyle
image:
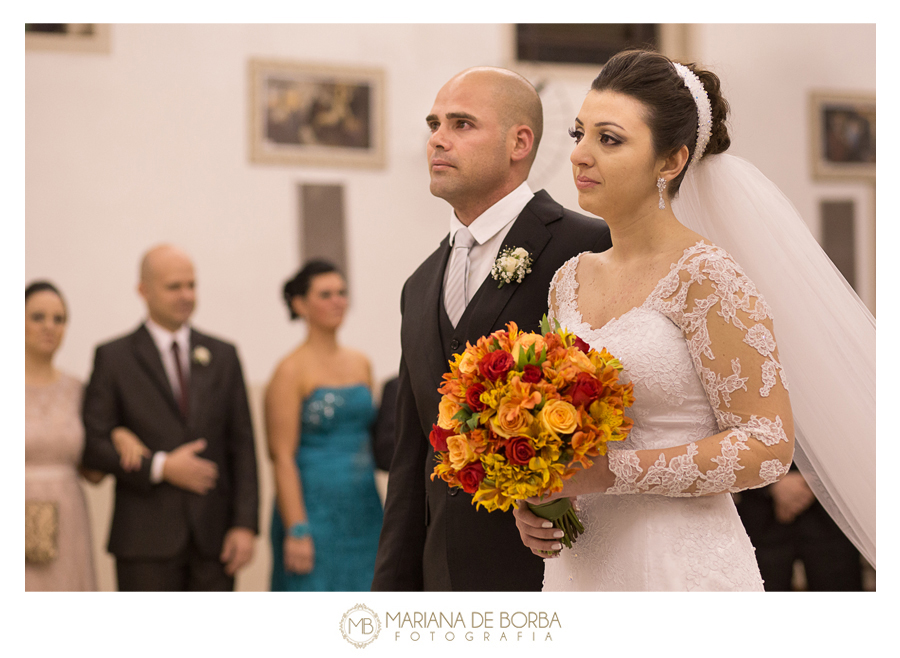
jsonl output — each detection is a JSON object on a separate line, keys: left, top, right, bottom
{"left": 591, "top": 49, "right": 730, "bottom": 196}
{"left": 25, "top": 280, "right": 68, "bottom": 318}
{"left": 282, "top": 259, "right": 342, "bottom": 320}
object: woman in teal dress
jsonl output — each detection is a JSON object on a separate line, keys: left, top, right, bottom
{"left": 266, "top": 260, "right": 384, "bottom": 591}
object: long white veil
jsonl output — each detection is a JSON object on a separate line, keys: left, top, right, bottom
{"left": 672, "top": 153, "right": 876, "bottom": 567}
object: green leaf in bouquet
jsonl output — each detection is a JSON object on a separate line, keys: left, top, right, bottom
{"left": 540, "top": 314, "right": 551, "bottom": 336}
{"left": 515, "top": 345, "right": 527, "bottom": 370}
{"left": 525, "top": 342, "right": 536, "bottom": 365}
{"left": 452, "top": 404, "right": 473, "bottom": 424}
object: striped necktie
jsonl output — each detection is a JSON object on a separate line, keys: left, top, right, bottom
{"left": 443, "top": 227, "right": 476, "bottom": 327}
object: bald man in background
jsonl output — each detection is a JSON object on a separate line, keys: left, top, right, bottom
{"left": 82, "top": 244, "right": 258, "bottom": 591}
{"left": 372, "top": 67, "right": 611, "bottom": 591}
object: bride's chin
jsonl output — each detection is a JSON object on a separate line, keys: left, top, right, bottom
{"left": 576, "top": 195, "right": 603, "bottom": 217}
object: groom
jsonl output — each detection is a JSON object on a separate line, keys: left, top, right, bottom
{"left": 372, "top": 67, "right": 611, "bottom": 591}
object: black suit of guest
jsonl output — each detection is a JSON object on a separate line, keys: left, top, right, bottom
{"left": 83, "top": 326, "right": 257, "bottom": 551}
{"left": 373, "top": 190, "right": 610, "bottom": 591}
{"left": 82, "top": 245, "right": 258, "bottom": 591}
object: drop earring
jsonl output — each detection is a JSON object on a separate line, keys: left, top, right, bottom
{"left": 657, "top": 177, "right": 667, "bottom": 210}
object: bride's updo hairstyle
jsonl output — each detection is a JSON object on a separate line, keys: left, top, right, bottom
{"left": 282, "top": 259, "right": 341, "bottom": 320}
{"left": 591, "top": 49, "right": 730, "bottom": 195}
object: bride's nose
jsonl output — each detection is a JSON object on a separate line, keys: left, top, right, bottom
{"left": 570, "top": 140, "right": 593, "bottom": 167}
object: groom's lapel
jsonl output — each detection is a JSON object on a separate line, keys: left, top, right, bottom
{"left": 464, "top": 200, "right": 553, "bottom": 340}
{"left": 131, "top": 325, "right": 181, "bottom": 417}
{"left": 407, "top": 236, "right": 452, "bottom": 376}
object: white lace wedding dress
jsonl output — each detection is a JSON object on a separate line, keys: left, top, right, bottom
{"left": 543, "top": 241, "right": 794, "bottom": 591}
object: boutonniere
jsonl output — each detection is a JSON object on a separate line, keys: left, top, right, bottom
{"left": 192, "top": 345, "right": 211, "bottom": 366}
{"left": 491, "top": 247, "right": 533, "bottom": 288}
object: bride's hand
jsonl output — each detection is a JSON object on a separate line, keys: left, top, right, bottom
{"left": 513, "top": 501, "right": 565, "bottom": 559}
{"left": 111, "top": 426, "right": 151, "bottom": 471}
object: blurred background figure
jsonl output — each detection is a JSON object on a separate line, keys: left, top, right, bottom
{"left": 80, "top": 244, "right": 259, "bottom": 591}
{"left": 25, "top": 281, "right": 102, "bottom": 590}
{"left": 371, "top": 375, "right": 399, "bottom": 505}
{"left": 372, "top": 375, "right": 399, "bottom": 473}
{"left": 735, "top": 469, "right": 865, "bottom": 591}
{"left": 266, "top": 260, "right": 383, "bottom": 591}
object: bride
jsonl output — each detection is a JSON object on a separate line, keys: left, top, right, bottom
{"left": 513, "top": 49, "right": 875, "bottom": 591}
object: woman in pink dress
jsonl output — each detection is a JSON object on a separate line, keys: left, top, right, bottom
{"left": 25, "top": 281, "right": 147, "bottom": 591}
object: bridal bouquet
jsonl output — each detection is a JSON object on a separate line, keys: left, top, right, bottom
{"left": 430, "top": 317, "right": 634, "bottom": 548}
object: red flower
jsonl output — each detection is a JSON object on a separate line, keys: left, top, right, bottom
{"left": 465, "top": 383, "right": 487, "bottom": 412}
{"left": 457, "top": 462, "right": 486, "bottom": 493}
{"left": 478, "top": 350, "right": 515, "bottom": 382}
{"left": 429, "top": 424, "right": 454, "bottom": 452}
{"left": 573, "top": 336, "right": 591, "bottom": 353}
{"left": 521, "top": 364, "right": 542, "bottom": 383}
{"left": 569, "top": 372, "right": 605, "bottom": 407}
{"left": 506, "top": 436, "right": 536, "bottom": 466}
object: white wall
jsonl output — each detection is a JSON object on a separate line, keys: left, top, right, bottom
{"left": 25, "top": 24, "right": 875, "bottom": 591}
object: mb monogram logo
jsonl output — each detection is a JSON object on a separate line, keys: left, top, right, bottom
{"left": 340, "top": 604, "right": 381, "bottom": 648}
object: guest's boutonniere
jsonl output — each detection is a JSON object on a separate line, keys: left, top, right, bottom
{"left": 192, "top": 345, "right": 211, "bottom": 366}
{"left": 491, "top": 247, "right": 533, "bottom": 288}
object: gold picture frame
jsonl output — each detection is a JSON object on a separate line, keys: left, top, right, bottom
{"left": 810, "top": 91, "right": 875, "bottom": 181}
{"left": 249, "top": 59, "right": 386, "bottom": 169}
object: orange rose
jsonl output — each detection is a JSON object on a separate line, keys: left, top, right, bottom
{"left": 490, "top": 400, "right": 534, "bottom": 438}
{"left": 438, "top": 397, "right": 462, "bottom": 430}
{"left": 511, "top": 333, "right": 547, "bottom": 364}
{"left": 447, "top": 434, "right": 476, "bottom": 470}
{"left": 540, "top": 399, "right": 578, "bottom": 436}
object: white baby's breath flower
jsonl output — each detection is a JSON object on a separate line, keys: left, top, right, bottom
{"left": 490, "top": 246, "right": 533, "bottom": 288}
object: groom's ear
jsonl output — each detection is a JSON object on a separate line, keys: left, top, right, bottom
{"left": 509, "top": 124, "right": 535, "bottom": 164}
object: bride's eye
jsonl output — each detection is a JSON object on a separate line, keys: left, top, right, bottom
{"left": 568, "top": 127, "right": 584, "bottom": 144}
{"left": 599, "top": 133, "right": 622, "bottom": 146}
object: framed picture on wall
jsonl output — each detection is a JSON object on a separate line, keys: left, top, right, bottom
{"left": 25, "top": 24, "right": 110, "bottom": 53}
{"left": 810, "top": 91, "right": 875, "bottom": 180}
{"left": 249, "top": 59, "right": 385, "bottom": 169}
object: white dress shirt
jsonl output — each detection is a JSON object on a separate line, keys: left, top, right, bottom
{"left": 143, "top": 318, "right": 191, "bottom": 483}
{"left": 443, "top": 181, "right": 535, "bottom": 309}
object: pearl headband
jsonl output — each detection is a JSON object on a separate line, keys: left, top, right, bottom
{"left": 672, "top": 62, "right": 712, "bottom": 164}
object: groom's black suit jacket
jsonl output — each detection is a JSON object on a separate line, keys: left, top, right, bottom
{"left": 372, "top": 190, "right": 611, "bottom": 591}
{"left": 81, "top": 325, "right": 259, "bottom": 560}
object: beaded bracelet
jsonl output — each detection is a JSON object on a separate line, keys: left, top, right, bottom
{"left": 288, "top": 522, "right": 310, "bottom": 539}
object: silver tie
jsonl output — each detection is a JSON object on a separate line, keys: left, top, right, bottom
{"left": 443, "top": 227, "right": 476, "bottom": 327}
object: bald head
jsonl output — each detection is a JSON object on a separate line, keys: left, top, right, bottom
{"left": 140, "top": 244, "right": 193, "bottom": 284}
{"left": 138, "top": 244, "right": 196, "bottom": 331}
{"left": 448, "top": 67, "right": 543, "bottom": 166}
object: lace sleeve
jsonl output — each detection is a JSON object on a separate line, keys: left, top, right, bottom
{"left": 607, "top": 244, "right": 795, "bottom": 496}
{"left": 547, "top": 255, "right": 584, "bottom": 330}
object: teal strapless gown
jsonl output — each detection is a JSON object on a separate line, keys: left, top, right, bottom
{"left": 270, "top": 385, "right": 384, "bottom": 591}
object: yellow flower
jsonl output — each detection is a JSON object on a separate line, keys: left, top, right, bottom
{"left": 539, "top": 399, "right": 578, "bottom": 436}
{"left": 589, "top": 400, "right": 621, "bottom": 429}
{"left": 480, "top": 386, "right": 503, "bottom": 411}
